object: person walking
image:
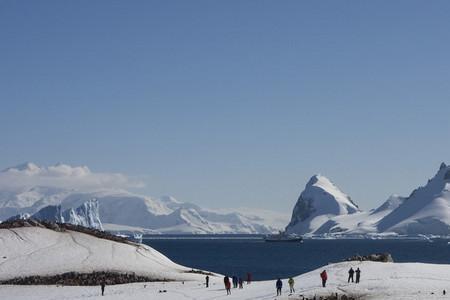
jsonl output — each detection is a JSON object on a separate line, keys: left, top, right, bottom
{"left": 355, "top": 268, "right": 361, "bottom": 283}
{"left": 100, "top": 281, "right": 106, "bottom": 296}
{"left": 320, "top": 270, "right": 328, "bottom": 287}
{"left": 232, "top": 275, "right": 238, "bottom": 288}
{"left": 276, "top": 278, "right": 283, "bottom": 296}
{"left": 238, "top": 277, "right": 243, "bottom": 289}
{"left": 205, "top": 275, "right": 209, "bottom": 288}
{"left": 224, "top": 276, "right": 231, "bottom": 295}
{"left": 288, "top": 277, "right": 295, "bottom": 293}
{"left": 348, "top": 267, "right": 355, "bottom": 283}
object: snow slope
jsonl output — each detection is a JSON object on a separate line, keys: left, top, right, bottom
{"left": 377, "top": 163, "right": 450, "bottom": 235}
{"left": 0, "top": 163, "right": 286, "bottom": 234}
{"left": 2, "top": 260, "right": 450, "bottom": 299}
{"left": 0, "top": 226, "right": 205, "bottom": 282}
{"left": 310, "top": 194, "right": 406, "bottom": 236}
{"left": 285, "top": 175, "right": 360, "bottom": 235}
{"left": 286, "top": 164, "right": 450, "bottom": 237}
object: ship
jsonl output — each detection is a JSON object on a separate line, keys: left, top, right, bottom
{"left": 263, "top": 231, "right": 303, "bottom": 242}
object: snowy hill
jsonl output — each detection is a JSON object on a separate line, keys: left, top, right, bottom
{"left": 285, "top": 175, "right": 360, "bottom": 235}
{"left": 0, "top": 163, "right": 285, "bottom": 234}
{"left": 0, "top": 225, "right": 206, "bottom": 283}
{"left": 377, "top": 163, "right": 450, "bottom": 235}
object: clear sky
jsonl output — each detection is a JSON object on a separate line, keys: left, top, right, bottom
{"left": 1, "top": 1, "right": 450, "bottom": 213}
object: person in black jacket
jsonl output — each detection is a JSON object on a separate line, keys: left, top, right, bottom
{"left": 238, "top": 277, "right": 243, "bottom": 289}
{"left": 100, "top": 281, "right": 106, "bottom": 296}
{"left": 232, "top": 275, "right": 238, "bottom": 288}
{"left": 355, "top": 268, "right": 361, "bottom": 283}
{"left": 276, "top": 278, "right": 282, "bottom": 296}
{"left": 348, "top": 267, "right": 355, "bottom": 283}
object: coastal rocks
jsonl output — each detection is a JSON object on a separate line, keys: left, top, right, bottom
{"left": 0, "top": 271, "right": 166, "bottom": 286}
{"left": 184, "top": 269, "right": 214, "bottom": 276}
{"left": 345, "top": 253, "right": 393, "bottom": 263}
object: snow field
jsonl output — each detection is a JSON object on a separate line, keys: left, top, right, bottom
{"left": 2, "top": 261, "right": 450, "bottom": 299}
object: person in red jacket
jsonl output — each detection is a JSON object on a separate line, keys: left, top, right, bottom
{"left": 224, "top": 276, "right": 231, "bottom": 295}
{"left": 320, "top": 270, "right": 328, "bottom": 287}
{"left": 246, "top": 272, "right": 252, "bottom": 284}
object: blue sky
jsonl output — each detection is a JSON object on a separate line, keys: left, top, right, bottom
{"left": 1, "top": 1, "right": 449, "bottom": 212}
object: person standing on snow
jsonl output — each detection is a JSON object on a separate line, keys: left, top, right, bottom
{"left": 232, "top": 275, "right": 238, "bottom": 288}
{"left": 205, "top": 275, "right": 209, "bottom": 288}
{"left": 100, "top": 281, "right": 106, "bottom": 296}
{"left": 348, "top": 267, "right": 355, "bottom": 283}
{"left": 224, "top": 276, "right": 231, "bottom": 295}
{"left": 320, "top": 270, "right": 328, "bottom": 287}
{"left": 355, "top": 268, "right": 361, "bottom": 283}
{"left": 247, "top": 272, "right": 252, "bottom": 284}
{"left": 288, "top": 277, "right": 295, "bottom": 293}
{"left": 238, "top": 277, "right": 243, "bottom": 289}
{"left": 276, "top": 278, "right": 283, "bottom": 296}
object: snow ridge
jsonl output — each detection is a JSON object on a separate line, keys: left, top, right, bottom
{"left": 377, "top": 163, "right": 450, "bottom": 235}
{"left": 286, "top": 163, "right": 450, "bottom": 237}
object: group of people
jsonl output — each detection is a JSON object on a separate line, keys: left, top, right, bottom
{"left": 212, "top": 267, "right": 362, "bottom": 296}
{"left": 216, "top": 272, "right": 252, "bottom": 295}
{"left": 99, "top": 267, "right": 362, "bottom": 297}
{"left": 275, "top": 277, "right": 295, "bottom": 296}
{"left": 275, "top": 267, "right": 362, "bottom": 296}
{"left": 347, "top": 267, "right": 361, "bottom": 283}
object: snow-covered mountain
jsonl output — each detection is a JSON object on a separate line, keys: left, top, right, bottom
{"left": 286, "top": 163, "right": 450, "bottom": 237}
{"left": 304, "top": 194, "right": 406, "bottom": 236}
{"left": 0, "top": 163, "right": 285, "bottom": 234}
{"left": 377, "top": 162, "right": 450, "bottom": 235}
{"left": 285, "top": 175, "right": 360, "bottom": 235}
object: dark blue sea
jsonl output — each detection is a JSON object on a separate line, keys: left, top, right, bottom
{"left": 144, "top": 236, "right": 450, "bottom": 281}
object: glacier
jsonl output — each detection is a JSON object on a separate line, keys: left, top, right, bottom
{"left": 8, "top": 199, "right": 103, "bottom": 230}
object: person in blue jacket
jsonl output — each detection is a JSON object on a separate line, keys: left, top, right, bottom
{"left": 276, "top": 278, "right": 283, "bottom": 296}
{"left": 232, "top": 275, "right": 238, "bottom": 288}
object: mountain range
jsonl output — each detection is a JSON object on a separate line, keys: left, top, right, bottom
{"left": 286, "top": 162, "right": 450, "bottom": 237}
{"left": 2, "top": 161, "right": 450, "bottom": 237}
{"left": 0, "top": 162, "right": 286, "bottom": 234}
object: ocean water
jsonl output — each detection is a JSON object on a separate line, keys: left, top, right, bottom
{"left": 144, "top": 237, "right": 450, "bottom": 281}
